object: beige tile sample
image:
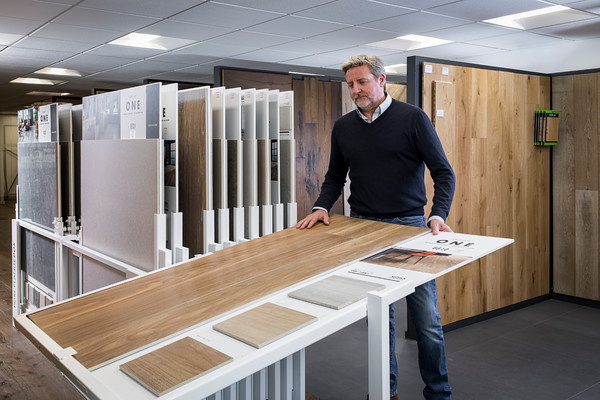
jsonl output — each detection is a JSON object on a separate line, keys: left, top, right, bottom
{"left": 120, "top": 337, "right": 232, "bottom": 397}
{"left": 288, "top": 275, "right": 385, "bottom": 310}
{"left": 213, "top": 303, "right": 317, "bottom": 348}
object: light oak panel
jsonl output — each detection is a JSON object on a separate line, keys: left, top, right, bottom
{"left": 552, "top": 72, "right": 600, "bottom": 301}
{"left": 27, "top": 215, "right": 424, "bottom": 369}
{"left": 213, "top": 303, "right": 317, "bottom": 348}
{"left": 422, "top": 63, "right": 551, "bottom": 325}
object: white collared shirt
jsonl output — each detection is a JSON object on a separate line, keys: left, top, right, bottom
{"left": 356, "top": 93, "right": 392, "bottom": 123}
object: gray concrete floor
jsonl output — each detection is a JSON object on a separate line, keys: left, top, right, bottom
{"left": 306, "top": 298, "right": 600, "bottom": 400}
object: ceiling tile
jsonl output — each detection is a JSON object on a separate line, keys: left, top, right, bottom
{"left": 427, "top": 0, "right": 550, "bottom": 21}
{"left": 423, "top": 22, "right": 517, "bottom": 41}
{"left": 213, "top": 0, "right": 334, "bottom": 13}
{"left": 138, "top": 20, "right": 234, "bottom": 41}
{"left": 77, "top": 0, "right": 202, "bottom": 18}
{"left": 294, "top": 0, "right": 415, "bottom": 25}
{"left": 171, "top": 2, "right": 283, "bottom": 29}
{"left": 146, "top": 53, "right": 222, "bottom": 66}
{"left": 50, "top": 54, "right": 139, "bottom": 75}
{"left": 54, "top": 6, "right": 159, "bottom": 32}
{"left": 0, "top": 54, "right": 52, "bottom": 72}
{"left": 279, "top": 53, "right": 343, "bottom": 68}
{"left": 85, "top": 44, "right": 167, "bottom": 58}
{"left": 235, "top": 48, "right": 313, "bottom": 63}
{"left": 14, "top": 36, "right": 92, "bottom": 53}
{"left": 32, "top": 23, "right": 123, "bottom": 44}
{"left": 0, "top": 0, "right": 70, "bottom": 21}
{"left": 207, "top": 30, "right": 297, "bottom": 48}
{"left": 362, "top": 11, "right": 470, "bottom": 34}
{"left": 267, "top": 38, "right": 346, "bottom": 54}
{"left": 468, "top": 31, "right": 568, "bottom": 50}
{"left": 319, "top": 45, "right": 403, "bottom": 60}
{"left": 1, "top": 47, "right": 73, "bottom": 64}
{"left": 411, "top": 42, "right": 506, "bottom": 59}
{"left": 0, "top": 33, "right": 23, "bottom": 46}
{"left": 247, "top": 15, "right": 349, "bottom": 38}
{"left": 364, "top": 0, "right": 460, "bottom": 10}
{"left": 531, "top": 17, "right": 600, "bottom": 40}
{"left": 567, "top": 0, "right": 600, "bottom": 13}
{"left": 0, "top": 17, "right": 44, "bottom": 35}
{"left": 309, "top": 26, "right": 397, "bottom": 46}
{"left": 168, "top": 41, "right": 257, "bottom": 58}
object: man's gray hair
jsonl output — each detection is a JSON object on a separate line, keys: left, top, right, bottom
{"left": 342, "top": 55, "right": 386, "bottom": 78}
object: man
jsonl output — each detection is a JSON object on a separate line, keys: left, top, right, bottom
{"left": 296, "top": 55, "right": 455, "bottom": 400}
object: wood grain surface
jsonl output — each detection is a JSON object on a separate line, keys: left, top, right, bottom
{"left": 421, "top": 63, "right": 551, "bottom": 324}
{"left": 120, "top": 336, "right": 232, "bottom": 396}
{"left": 288, "top": 275, "right": 385, "bottom": 310}
{"left": 24, "top": 215, "right": 424, "bottom": 369}
{"left": 178, "top": 87, "right": 209, "bottom": 255}
{"left": 552, "top": 72, "right": 600, "bottom": 301}
{"left": 213, "top": 302, "right": 316, "bottom": 348}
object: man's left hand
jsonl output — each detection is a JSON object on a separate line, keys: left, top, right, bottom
{"left": 430, "top": 219, "right": 453, "bottom": 235}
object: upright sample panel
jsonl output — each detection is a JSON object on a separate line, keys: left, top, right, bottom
{"left": 269, "top": 90, "right": 284, "bottom": 232}
{"left": 21, "top": 228, "right": 55, "bottom": 294}
{"left": 17, "top": 142, "right": 60, "bottom": 230}
{"left": 179, "top": 86, "right": 212, "bottom": 255}
{"left": 71, "top": 105, "right": 82, "bottom": 221}
{"left": 241, "top": 89, "right": 259, "bottom": 239}
{"left": 279, "top": 91, "right": 296, "bottom": 227}
{"left": 162, "top": 83, "right": 179, "bottom": 214}
{"left": 212, "top": 87, "right": 230, "bottom": 245}
{"left": 58, "top": 104, "right": 74, "bottom": 220}
{"left": 256, "top": 89, "right": 272, "bottom": 236}
{"left": 81, "top": 139, "right": 162, "bottom": 273}
{"left": 225, "top": 88, "right": 244, "bottom": 242}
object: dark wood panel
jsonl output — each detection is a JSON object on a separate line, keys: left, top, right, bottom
{"left": 293, "top": 77, "right": 344, "bottom": 219}
{"left": 178, "top": 88, "right": 209, "bottom": 255}
{"left": 221, "top": 69, "right": 292, "bottom": 91}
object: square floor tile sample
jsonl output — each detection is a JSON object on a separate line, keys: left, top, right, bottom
{"left": 213, "top": 302, "right": 317, "bottom": 348}
{"left": 120, "top": 336, "right": 232, "bottom": 396}
{"left": 288, "top": 275, "right": 386, "bottom": 310}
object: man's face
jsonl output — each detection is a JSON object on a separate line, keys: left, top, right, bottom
{"left": 345, "top": 64, "right": 385, "bottom": 111}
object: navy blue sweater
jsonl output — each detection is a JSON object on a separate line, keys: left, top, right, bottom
{"left": 313, "top": 99, "right": 455, "bottom": 221}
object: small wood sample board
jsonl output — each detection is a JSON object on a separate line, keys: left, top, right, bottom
{"left": 213, "top": 302, "right": 317, "bottom": 348}
{"left": 288, "top": 275, "right": 386, "bottom": 310}
{"left": 120, "top": 336, "right": 232, "bottom": 396}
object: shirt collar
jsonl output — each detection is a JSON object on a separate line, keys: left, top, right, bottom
{"left": 356, "top": 93, "right": 392, "bottom": 123}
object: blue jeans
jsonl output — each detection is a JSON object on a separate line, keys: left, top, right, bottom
{"left": 351, "top": 212, "right": 452, "bottom": 400}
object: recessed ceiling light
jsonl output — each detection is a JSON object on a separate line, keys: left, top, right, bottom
{"left": 35, "top": 67, "right": 81, "bottom": 77}
{"left": 385, "top": 63, "right": 406, "bottom": 75}
{"left": 10, "top": 77, "right": 65, "bottom": 85}
{"left": 109, "top": 32, "right": 195, "bottom": 50}
{"left": 368, "top": 34, "right": 453, "bottom": 51}
{"left": 26, "top": 91, "right": 72, "bottom": 96}
{"left": 484, "top": 5, "right": 594, "bottom": 30}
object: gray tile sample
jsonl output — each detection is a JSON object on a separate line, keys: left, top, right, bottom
{"left": 288, "top": 275, "right": 385, "bottom": 310}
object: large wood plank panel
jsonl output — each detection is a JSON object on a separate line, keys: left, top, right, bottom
{"left": 421, "top": 62, "right": 551, "bottom": 325}
{"left": 293, "top": 77, "right": 344, "bottom": 219}
{"left": 553, "top": 72, "right": 600, "bottom": 301}
{"left": 220, "top": 69, "right": 292, "bottom": 92}
{"left": 178, "top": 87, "right": 210, "bottom": 255}
{"left": 25, "top": 215, "right": 424, "bottom": 369}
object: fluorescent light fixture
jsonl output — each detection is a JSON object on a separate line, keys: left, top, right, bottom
{"left": 385, "top": 63, "right": 406, "bottom": 75}
{"left": 288, "top": 71, "right": 325, "bottom": 76}
{"left": 35, "top": 67, "right": 81, "bottom": 77}
{"left": 368, "top": 34, "right": 453, "bottom": 51}
{"left": 484, "top": 5, "right": 594, "bottom": 30}
{"left": 109, "top": 32, "right": 195, "bottom": 50}
{"left": 10, "top": 77, "right": 65, "bottom": 85}
{"left": 26, "top": 91, "right": 72, "bottom": 96}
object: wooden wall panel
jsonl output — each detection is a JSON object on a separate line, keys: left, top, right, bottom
{"left": 293, "top": 77, "right": 344, "bottom": 219}
{"left": 220, "top": 69, "right": 292, "bottom": 92}
{"left": 552, "top": 72, "right": 600, "bottom": 301}
{"left": 421, "top": 62, "right": 551, "bottom": 325}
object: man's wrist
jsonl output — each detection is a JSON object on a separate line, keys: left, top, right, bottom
{"left": 312, "top": 207, "right": 329, "bottom": 214}
{"left": 427, "top": 215, "right": 444, "bottom": 227}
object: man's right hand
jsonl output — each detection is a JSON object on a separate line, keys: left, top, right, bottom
{"left": 295, "top": 209, "right": 329, "bottom": 229}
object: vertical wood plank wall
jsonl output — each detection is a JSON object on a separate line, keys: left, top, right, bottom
{"left": 552, "top": 72, "right": 600, "bottom": 301}
{"left": 421, "top": 63, "right": 551, "bottom": 325}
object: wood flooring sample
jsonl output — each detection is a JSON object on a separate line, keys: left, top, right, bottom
{"left": 213, "top": 303, "right": 317, "bottom": 348}
{"left": 288, "top": 275, "right": 385, "bottom": 310}
{"left": 120, "top": 337, "right": 232, "bottom": 396}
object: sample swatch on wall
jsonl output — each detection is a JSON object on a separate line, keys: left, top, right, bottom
{"left": 288, "top": 275, "right": 386, "bottom": 310}
{"left": 213, "top": 302, "right": 317, "bottom": 348}
{"left": 119, "top": 336, "right": 232, "bottom": 396}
